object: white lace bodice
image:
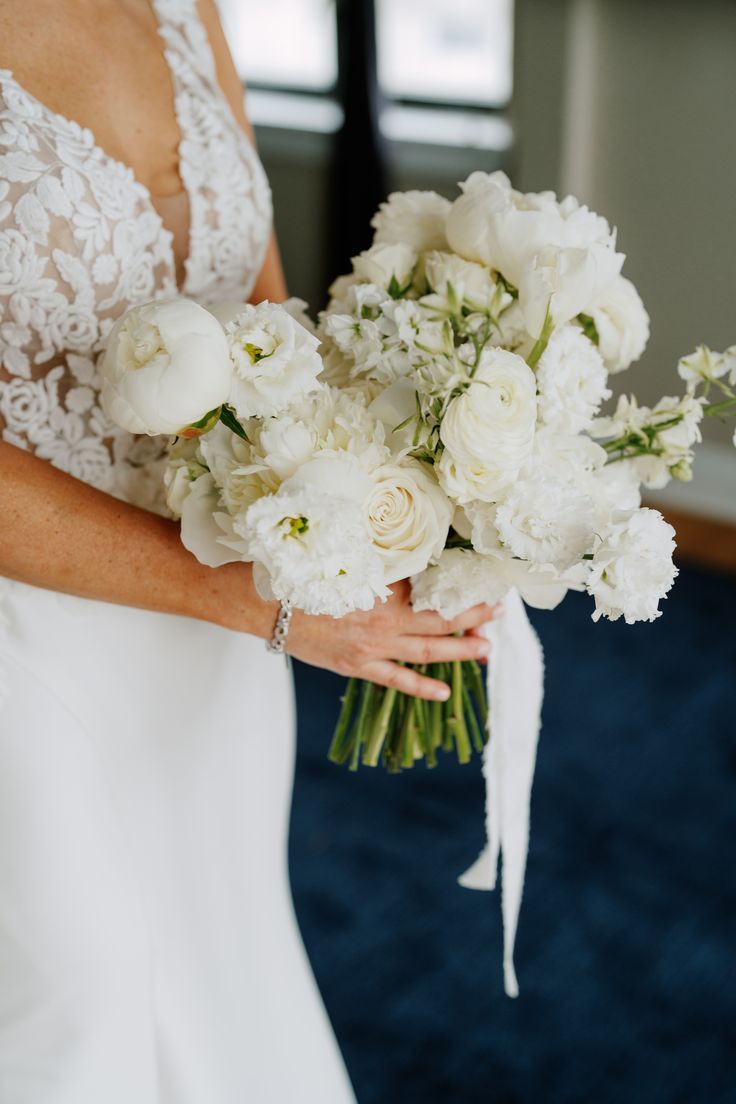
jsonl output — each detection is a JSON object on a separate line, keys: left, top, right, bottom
{"left": 0, "top": 0, "right": 272, "bottom": 512}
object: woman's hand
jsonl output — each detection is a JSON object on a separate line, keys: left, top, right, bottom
{"left": 285, "top": 579, "right": 501, "bottom": 701}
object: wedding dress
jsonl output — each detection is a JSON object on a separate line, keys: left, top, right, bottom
{"left": 0, "top": 2, "right": 356, "bottom": 1100}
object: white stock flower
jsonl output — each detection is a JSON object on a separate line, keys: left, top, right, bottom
{"left": 587, "top": 507, "right": 678, "bottom": 624}
{"left": 593, "top": 392, "right": 704, "bottom": 488}
{"left": 677, "top": 345, "right": 736, "bottom": 387}
{"left": 445, "top": 171, "right": 624, "bottom": 337}
{"left": 236, "top": 456, "right": 389, "bottom": 617}
{"left": 352, "top": 242, "right": 417, "bottom": 291}
{"left": 438, "top": 348, "right": 537, "bottom": 503}
{"left": 371, "top": 190, "right": 451, "bottom": 252}
{"left": 366, "top": 459, "right": 452, "bottom": 584}
{"left": 587, "top": 276, "right": 650, "bottom": 373}
{"left": 211, "top": 300, "right": 322, "bottom": 419}
{"left": 100, "top": 298, "right": 232, "bottom": 436}
{"left": 536, "top": 325, "right": 611, "bottom": 434}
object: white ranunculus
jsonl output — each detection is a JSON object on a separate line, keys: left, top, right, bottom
{"left": 536, "top": 325, "right": 611, "bottom": 434}
{"left": 587, "top": 507, "right": 678, "bottom": 624}
{"left": 366, "top": 459, "right": 452, "bottom": 584}
{"left": 371, "top": 190, "right": 451, "bottom": 253}
{"left": 211, "top": 300, "right": 322, "bottom": 420}
{"left": 352, "top": 242, "right": 417, "bottom": 291}
{"left": 236, "top": 455, "right": 389, "bottom": 617}
{"left": 438, "top": 348, "right": 537, "bottom": 504}
{"left": 587, "top": 275, "right": 650, "bottom": 373}
{"left": 100, "top": 298, "right": 232, "bottom": 436}
{"left": 495, "top": 473, "right": 597, "bottom": 570}
{"left": 445, "top": 172, "right": 624, "bottom": 337}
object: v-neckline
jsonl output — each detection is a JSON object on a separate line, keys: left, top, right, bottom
{"left": 0, "top": 0, "right": 193, "bottom": 293}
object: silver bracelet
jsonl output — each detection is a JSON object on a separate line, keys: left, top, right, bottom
{"left": 266, "top": 598, "right": 293, "bottom": 654}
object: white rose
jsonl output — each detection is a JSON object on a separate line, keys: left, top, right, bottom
{"left": 587, "top": 276, "right": 650, "bottom": 373}
{"left": 371, "top": 190, "right": 451, "bottom": 253}
{"left": 438, "top": 348, "right": 537, "bottom": 504}
{"left": 536, "top": 325, "right": 611, "bottom": 434}
{"left": 587, "top": 507, "right": 678, "bottom": 624}
{"left": 211, "top": 300, "right": 322, "bottom": 420}
{"left": 366, "top": 459, "right": 452, "bottom": 584}
{"left": 100, "top": 298, "right": 232, "bottom": 436}
{"left": 352, "top": 242, "right": 417, "bottom": 291}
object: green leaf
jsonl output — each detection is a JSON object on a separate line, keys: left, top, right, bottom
{"left": 219, "top": 405, "right": 248, "bottom": 440}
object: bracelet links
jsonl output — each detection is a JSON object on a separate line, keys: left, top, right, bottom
{"left": 266, "top": 598, "right": 293, "bottom": 654}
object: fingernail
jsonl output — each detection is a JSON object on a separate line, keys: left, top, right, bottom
{"left": 436, "top": 685, "right": 450, "bottom": 701}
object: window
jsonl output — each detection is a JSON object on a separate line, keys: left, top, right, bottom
{"left": 376, "top": 0, "right": 514, "bottom": 108}
{"left": 217, "top": 0, "right": 338, "bottom": 92}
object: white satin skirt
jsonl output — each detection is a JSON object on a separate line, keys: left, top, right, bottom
{"left": 0, "top": 578, "right": 356, "bottom": 1104}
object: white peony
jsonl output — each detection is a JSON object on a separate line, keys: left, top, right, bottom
{"left": 438, "top": 348, "right": 537, "bottom": 503}
{"left": 236, "top": 455, "right": 389, "bottom": 617}
{"left": 587, "top": 507, "right": 678, "bottom": 624}
{"left": 352, "top": 242, "right": 417, "bottom": 291}
{"left": 445, "top": 171, "right": 624, "bottom": 337}
{"left": 371, "top": 190, "right": 451, "bottom": 253}
{"left": 211, "top": 300, "right": 322, "bottom": 419}
{"left": 536, "top": 325, "right": 611, "bottom": 434}
{"left": 366, "top": 459, "right": 452, "bottom": 584}
{"left": 100, "top": 298, "right": 232, "bottom": 436}
{"left": 587, "top": 275, "right": 650, "bottom": 373}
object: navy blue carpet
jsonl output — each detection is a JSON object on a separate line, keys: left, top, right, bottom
{"left": 288, "top": 564, "right": 736, "bottom": 1104}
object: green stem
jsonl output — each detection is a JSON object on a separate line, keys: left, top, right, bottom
{"left": 448, "top": 661, "right": 472, "bottom": 764}
{"left": 704, "top": 396, "right": 736, "bottom": 417}
{"left": 327, "top": 677, "right": 360, "bottom": 764}
{"left": 363, "top": 683, "right": 399, "bottom": 767}
{"left": 526, "top": 304, "right": 555, "bottom": 371}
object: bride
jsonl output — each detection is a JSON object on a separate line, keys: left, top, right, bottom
{"left": 0, "top": 0, "right": 496, "bottom": 1099}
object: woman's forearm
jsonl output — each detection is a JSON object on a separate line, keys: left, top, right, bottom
{"left": 0, "top": 441, "right": 276, "bottom": 638}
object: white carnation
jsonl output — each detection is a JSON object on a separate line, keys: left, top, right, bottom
{"left": 410, "top": 548, "right": 511, "bottom": 619}
{"left": 438, "top": 348, "right": 537, "bottom": 503}
{"left": 536, "top": 325, "right": 611, "bottom": 434}
{"left": 495, "top": 473, "right": 597, "bottom": 570}
{"left": 371, "top": 189, "right": 451, "bottom": 252}
{"left": 100, "top": 298, "right": 232, "bottom": 436}
{"left": 211, "top": 300, "right": 322, "bottom": 419}
{"left": 587, "top": 507, "right": 678, "bottom": 624}
{"left": 587, "top": 276, "right": 650, "bottom": 373}
{"left": 366, "top": 459, "right": 452, "bottom": 584}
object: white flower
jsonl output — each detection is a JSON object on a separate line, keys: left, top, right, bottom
{"left": 211, "top": 300, "right": 322, "bottom": 419}
{"left": 438, "top": 348, "right": 537, "bottom": 503}
{"left": 445, "top": 171, "right": 624, "bottom": 337}
{"left": 280, "top": 296, "right": 317, "bottom": 335}
{"left": 100, "top": 298, "right": 232, "bottom": 436}
{"left": 677, "top": 345, "right": 736, "bottom": 387}
{"left": 164, "top": 437, "right": 208, "bottom": 518}
{"left": 352, "top": 242, "right": 417, "bottom": 291}
{"left": 366, "top": 459, "right": 452, "bottom": 584}
{"left": 592, "top": 392, "right": 704, "bottom": 489}
{"left": 587, "top": 276, "right": 650, "bottom": 373}
{"left": 422, "top": 251, "right": 504, "bottom": 314}
{"left": 198, "top": 420, "right": 279, "bottom": 516}
{"left": 536, "top": 325, "right": 611, "bottom": 434}
{"left": 179, "top": 472, "right": 240, "bottom": 568}
{"left": 495, "top": 473, "right": 597, "bottom": 570}
{"left": 587, "top": 507, "right": 678, "bottom": 624}
{"left": 371, "top": 190, "right": 451, "bottom": 253}
{"left": 237, "top": 456, "right": 389, "bottom": 617}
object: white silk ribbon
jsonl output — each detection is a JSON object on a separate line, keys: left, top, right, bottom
{"left": 458, "top": 587, "right": 545, "bottom": 998}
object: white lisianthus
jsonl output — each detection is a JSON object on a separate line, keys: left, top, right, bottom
{"left": 536, "top": 325, "right": 611, "bottom": 434}
{"left": 211, "top": 301, "right": 322, "bottom": 419}
{"left": 587, "top": 508, "right": 678, "bottom": 624}
{"left": 236, "top": 456, "right": 389, "bottom": 617}
{"left": 366, "top": 459, "right": 452, "bottom": 583}
{"left": 445, "top": 171, "right": 624, "bottom": 337}
{"left": 100, "top": 298, "right": 232, "bottom": 435}
{"left": 371, "top": 189, "right": 451, "bottom": 253}
{"left": 587, "top": 275, "right": 650, "bottom": 373}
{"left": 438, "top": 348, "right": 537, "bottom": 503}
{"left": 164, "top": 437, "right": 208, "bottom": 518}
{"left": 495, "top": 473, "right": 597, "bottom": 570}
{"left": 422, "top": 250, "right": 504, "bottom": 314}
{"left": 352, "top": 242, "right": 417, "bottom": 291}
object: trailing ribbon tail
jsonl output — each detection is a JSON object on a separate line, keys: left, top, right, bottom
{"left": 458, "top": 587, "right": 545, "bottom": 999}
